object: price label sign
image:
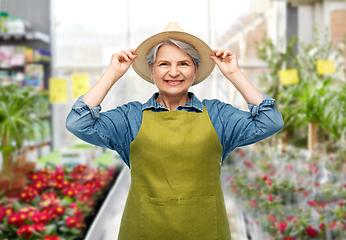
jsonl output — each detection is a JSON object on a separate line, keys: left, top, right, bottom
{"left": 316, "top": 60, "right": 336, "bottom": 75}
{"left": 279, "top": 69, "right": 299, "bottom": 86}
{"left": 72, "top": 74, "right": 90, "bottom": 99}
{"left": 49, "top": 78, "right": 68, "bottom": 103}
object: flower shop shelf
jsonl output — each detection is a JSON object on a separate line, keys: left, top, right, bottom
{"left": 0, "top": 32, "right": 50, "bottom": 43}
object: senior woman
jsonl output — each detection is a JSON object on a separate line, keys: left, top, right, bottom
{"left": 66, "top": 22, "right": 283, "bottom": 240}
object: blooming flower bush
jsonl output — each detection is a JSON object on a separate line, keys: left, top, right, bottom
{"left": 0, "top": 164, "right": 117, "bottom": 240}
{"left": 223, "top": 144, "right": 346, "bottom": 240}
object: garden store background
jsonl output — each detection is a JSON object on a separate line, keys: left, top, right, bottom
{"left": 1, "top": 0, "right": 346, "bottom": 239}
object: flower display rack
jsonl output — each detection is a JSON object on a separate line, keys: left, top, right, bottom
{"left": 223, "top": 143, "right": 346, "bottom": 240}
{"left": 0, "top": 163, "right": 121, "bottom": 240}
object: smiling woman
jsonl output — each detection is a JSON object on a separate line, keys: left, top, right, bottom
{"left": 66, "top": 22, "right": 283, "bottom": 240}
{"left": 148, "top": 41, "right": 198, "bottom": 110}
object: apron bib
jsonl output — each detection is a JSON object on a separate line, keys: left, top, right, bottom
{"left": 118, "top": 106, "right": 232, "bottom": 240}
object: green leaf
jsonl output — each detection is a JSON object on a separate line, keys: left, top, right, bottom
{"left": 44, "top": 224, "right": 57, "bottom": 235}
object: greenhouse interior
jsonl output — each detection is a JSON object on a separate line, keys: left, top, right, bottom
{"left": 0, "top": 0, "right": 346, "bottom": 239}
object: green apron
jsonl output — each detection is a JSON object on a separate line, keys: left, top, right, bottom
{"left": 117, "top": 106, "right": 232, "bottom": 240}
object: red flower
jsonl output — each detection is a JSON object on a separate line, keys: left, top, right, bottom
{"left": 249, "top": 200, "right": 257, "bottom": 208}
{"left": 308, "top": 201, "right": 317, "bottom": 207}
{"left": 319, "top": 223, "right": 325, "bottom": 230}
{"left": 277, "top": 222, "right": 287, "bottom": 234}
{"left": 282, "top": 238, "right": 295, "bottom": 240}
{"left": 8, "top": 213, "right": 19, "bottom": 225}
{"left": 286, "top": 164, "right": 294, "bottom": 170}
{"left": 305, "top": 226, "right": 318, "bottom": 237}
{"left": 17, "top": 224, "right": 35, "bottom": 239}
{"left": 244, "top": 161, "right": 252, "bottom": 167}
{"left": 262, "top": 174, "right": 269, "bottom": 181}
{"left": 73, "top": 165, "right": 87, "bottom": 173}
{"left": 43, "top": 236, "right": 62, "bottom": 240}
{"left": 53, "top": 171, "right": 65, "bottom": 182}
{"left": 31, "top": 212, "right": 50, "bottom": 224}
{"left": 268, "top": 193, "right": 273, "bottom": 202}
{"left": 19, "top": 186, "right": 38, "bottom": 202}
{"left": 40, "top": 207, "right": 53, "bottom": 216}
{"left": 339, "top": 202, "right": 344, "bottom": 207}
{"left": 319, "top": 202, "right": 326, "bottom": 208}
{"left": 286, "top": 216, "right": 296, "bottom": 223}
{"left": 28, "top": 173, "right": 43, "bottom": 182}
{"left": 266, "top": 181, "right": 272, "bottom": 186}
{"left": 53, "top": 205, "right": 66, "bottom": 216}
{"left": 61, "top": 187, "right": 78, "bottom": 197}
{"left": 330, "top": 222, "right": 338, "bottom": 230}
{"left": 66, "top": 216, "right": 81, "bottom": 228}
{"left": 268, "top": 214, "right": 276, "bottom": 223}
{"left": 32, "top": 224, "right": 45, "bottom": 232}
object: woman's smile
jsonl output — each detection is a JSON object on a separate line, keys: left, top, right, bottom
{"left": 164, "top": 80, "right": 184, "bottom": 86}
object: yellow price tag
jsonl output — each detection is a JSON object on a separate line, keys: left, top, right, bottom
{"left": 316, "top": 60, "right": 336, "bottom": 75}
{"left": 72, "top": 74, "right": 90, "bottom": 98}
{"left": 24, "top": 47, "right": 34, "bottom": 63}
{"left": 49, "top": 78, "right": 68, "bottom": 103}
{"left": 279, "top": 69, "right": 299, "bottom": 86}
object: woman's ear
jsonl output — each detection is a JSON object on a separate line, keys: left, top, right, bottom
{"left": 148, "top": 64, "right": 154, "bottom": 82}
{"left": 194, "top": 65, "right": 199, "bottom": 81}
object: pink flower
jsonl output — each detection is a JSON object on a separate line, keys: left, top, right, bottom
{"left": 266, "top": 181, "right": 272, "bottom": 187}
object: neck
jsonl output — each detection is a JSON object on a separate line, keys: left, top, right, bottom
{"left": 157, "top": 92, "right": 190, "bottom": 111}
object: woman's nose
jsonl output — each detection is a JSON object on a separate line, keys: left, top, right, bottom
{"left": 169, "top": 66, "right": 180, "bottom": 77}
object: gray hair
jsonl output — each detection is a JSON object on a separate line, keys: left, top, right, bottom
{"left": 146, "top": 38, "right": 201, "bottom": 69}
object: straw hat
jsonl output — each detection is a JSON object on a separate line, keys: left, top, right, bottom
{"left": 133, "top": 22, "right": 215, "bottom": 86}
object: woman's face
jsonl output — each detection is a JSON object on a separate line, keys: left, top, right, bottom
{"left": 150, "top": 44, "right": 197, "bottom": 97}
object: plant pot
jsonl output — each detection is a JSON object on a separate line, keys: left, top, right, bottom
{"left": 13, "top": 161, "right": 36, "bottom": 177}
{"left": 0, "top": 176, "right": 26, "bottom": 198}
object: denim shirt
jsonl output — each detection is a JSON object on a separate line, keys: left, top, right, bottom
{"left": 66, "top": 92, "right": 284, "bottom": 168}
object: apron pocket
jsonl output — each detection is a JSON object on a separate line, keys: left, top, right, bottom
{"left": 140, "top": 196, "right": 217, "bottom": 240}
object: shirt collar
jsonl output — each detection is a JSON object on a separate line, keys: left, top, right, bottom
{"left": 142, "top": 92, "right": 204, "bottom": 112}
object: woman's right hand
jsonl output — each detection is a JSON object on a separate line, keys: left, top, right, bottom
{"left": 109, "top": 49, "right": 138, "bottom": 79}
{"left": 82, "top": 49, "right": 138, "bottom": 108}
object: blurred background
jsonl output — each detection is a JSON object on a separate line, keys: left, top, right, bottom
{"left": 1, "top": 0, "right": 346, "bottom": 239}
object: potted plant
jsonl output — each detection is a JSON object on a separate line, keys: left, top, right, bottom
{"left": 0, "top": 84, "right": 45, "bottom": 196}
{"left": 257, "top": 27, "right": 344, "bottom": 156}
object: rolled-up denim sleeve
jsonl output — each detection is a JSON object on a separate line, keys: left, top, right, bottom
{"left": 66, "top": 96, "right": 115, "bottom": 149}
{"left": 204, "top": 94, "right": 284, "bottom": 161}
{"left": 65, "top": 96, "right": 141, "bottom": 167}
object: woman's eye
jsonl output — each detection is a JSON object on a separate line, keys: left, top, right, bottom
{"left": 159, "top": 63, "right": 168, "bottom": 66}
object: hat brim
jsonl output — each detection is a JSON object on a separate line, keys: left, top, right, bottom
{"left": 133, "top": 31, "right": 215, "bottom": 86}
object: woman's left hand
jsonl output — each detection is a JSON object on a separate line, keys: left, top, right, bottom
{"left": 210, "top": 50, "right": 240, "bottom": 78}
